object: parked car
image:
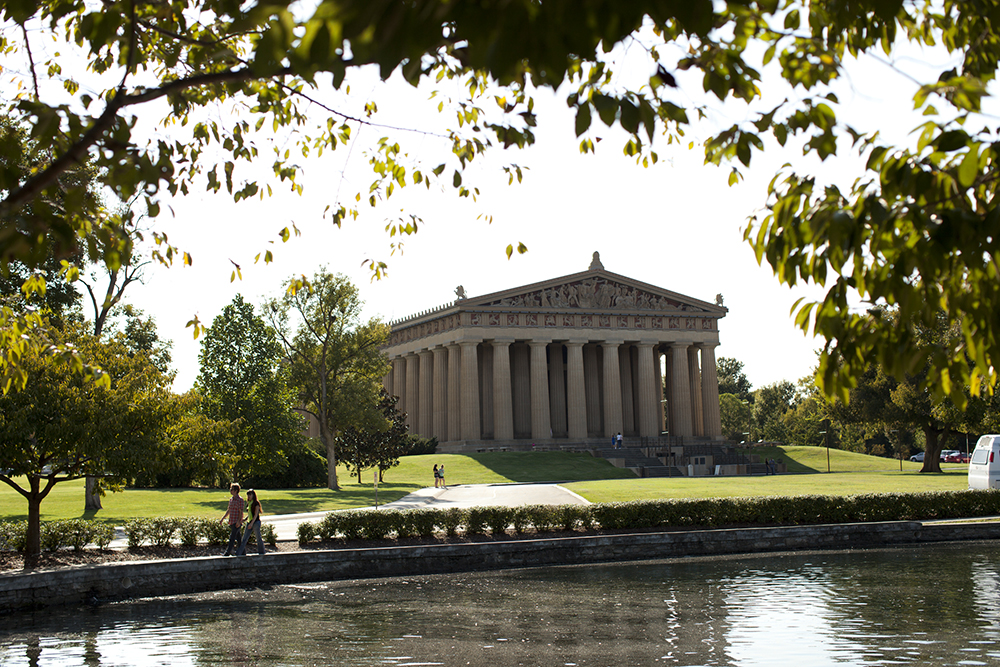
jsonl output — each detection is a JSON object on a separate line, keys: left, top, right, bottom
{"left": 940, "top": 450, "right": 961, "bottom": 462}
{"left": 944, "top": 451, "right": 965, "bottom": 463}
{"left": 909, "top": 452, "right": 925, "bottom": 462}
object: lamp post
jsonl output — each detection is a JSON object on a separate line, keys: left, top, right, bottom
{"left": 819, "top": 421, "right": 830, "bottom": 473}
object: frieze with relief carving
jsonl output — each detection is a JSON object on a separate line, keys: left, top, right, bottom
{"left": 485, "top": 277, "right": 708, "bottom": 312}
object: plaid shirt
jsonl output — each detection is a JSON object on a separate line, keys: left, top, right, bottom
{"left": 227, "top": 495, "right": 245, "bottom": 526}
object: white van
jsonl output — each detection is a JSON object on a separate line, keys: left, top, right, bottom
{"left": 968, "top": 435, "right": 1000, "bottom": 489}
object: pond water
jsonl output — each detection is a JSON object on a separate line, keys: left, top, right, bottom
{"left": 3, "top": 541, "right": 1000, "bottom": 666}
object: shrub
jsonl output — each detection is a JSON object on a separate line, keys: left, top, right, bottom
{"left": 404, "top": 436, "right": 438, "bottom": 456}
{"left": 318, "top": 513, "right": 340, "bottom": 541}
{"left": 91, "top": 522, "right": 116, "bottom": 550}
{"left": 524, "top": 505, "right": 557, "bottom": 533}
{"left": 199, "top": 518, "right": 230, "bottom": 546}
{"left": 297, "top": 521, "right": 317, "bottom": 546}
{"left": 484, "top": 507, "right": 513, "bottom": 536}
{"left": 512, "top": 507, "right": 531, "bottom": 534}
{"left": 0, "top": 521, "right": 27, "bottom": 552}
{"left": 262, "top": 523, "right": 278, "bottom": 547}
{"left": 438, "top": 508, "right": 464, "bottom": 536}
{"left": 465, "top": 507, "right": 490, "bottom": 536}
{"left": 178, "top": 518, "right": 201, "bottom": 547}
{"left": 39, "top": 521, "right": 66, "bottom": 551}
{"left": 149, "top": 518, "right": 180, "bottom": 547}
{"left": 409, "top": 509, "right": 438, "bottom": 537}
{"left": 338, "top": 511, "right": 366, "bottom": 540}
{"left": 558, "top": 505, "right": 588, "bottom": 532}
{"left": 63, "top": 519, "right": 94, "bottom": 551}
{"left": 124, "top": 518, "right": 151, "bottom": 548}
{"left": 390, "top": 510, "right": 415, "bottom": 538}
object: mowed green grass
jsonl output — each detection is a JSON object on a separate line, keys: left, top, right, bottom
{"left": 0, "top": 446, "right": 970, "bottom": 522}
{"left": 0, "top": 451, "right": 633, "bottom": 522}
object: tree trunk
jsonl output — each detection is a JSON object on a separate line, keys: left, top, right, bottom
{"left": 320, "top": 421, "right": 339, "bottom": 490}
{"left": 84, "top": 476, "right": 102, "bottom": 510}
{"left": 26, "top": 478, "right": 42, "bottom": 563}
{"left": 919, "top": 428, "right": 943, "bottom": 473}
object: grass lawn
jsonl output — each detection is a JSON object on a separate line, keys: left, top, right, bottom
{"left": 0, "top": 451, "right": 632, "bottom": 522}
{"left": 0, "top": 446, "right": 969, "bottom": 522}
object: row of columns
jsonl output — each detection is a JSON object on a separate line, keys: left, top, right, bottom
{"left": 386, "top": 340, "right": 721, "bottom": 444}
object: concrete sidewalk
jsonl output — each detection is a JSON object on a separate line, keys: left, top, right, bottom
{"left": 111, "top": 482, "right": 589, "bottom": 547}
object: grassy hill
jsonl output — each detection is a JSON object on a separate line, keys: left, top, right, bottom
{"left": 0, "top": 446, "right": 969, "bottom": 522}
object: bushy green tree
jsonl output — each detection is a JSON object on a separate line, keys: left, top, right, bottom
{"left": 264, "top": 271, "right": 390, "bottom": 490}
{"left": 197, "top": 294, "right": 306, "bottom": 482}
{"left": 752, "top": 380, "right": 797, "bottom": 443}
{"left": 717, "top": 358, "right": 753, "bottom": 403}
{"left": 0, "top": 324, "right": 173, "bottom": 558}
{"left": 340, "top": 389, "right": 409, "bottom": 483}
{"left": 719, "top": 393, "right": 751, "bottom": 442}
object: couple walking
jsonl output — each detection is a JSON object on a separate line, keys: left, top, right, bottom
{"left": 219, "top": 483, "right": 266, "bottom": 556}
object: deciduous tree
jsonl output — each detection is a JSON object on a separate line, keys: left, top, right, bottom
{"left": 264, "top": 270, "right": 389, "bottom": 490}
{"left": 197, "top": 294, "right": 306, "bottom": 482}
{"left": 5, "top": 0, "right": 1000, "bottom": 407}
{"left": 0, "top": 325, "right": 173, "bottom": 558}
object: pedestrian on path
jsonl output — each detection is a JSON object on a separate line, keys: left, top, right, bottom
{"left": 439, "top": 464, "right": 447, "bottom": 489}
{"left": 219, "top": 483, "right": 245, "bottom": 556}
{"left": 237, "top": 489, "right": 266, "bottom": 556}
{"left": 433, "top": 464, "right": 440, "bottom": 488}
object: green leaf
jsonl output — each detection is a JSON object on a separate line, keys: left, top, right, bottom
{"left": 575, "top": 103, "right": 591, "bottom": 137}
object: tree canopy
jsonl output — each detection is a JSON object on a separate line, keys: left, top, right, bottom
{"left": 197, "top": 294, "right": 306, "bottom": 481}
{"left": 264, "top": 270, "right": 389, "bottom": 490}
{"left": 3, "top": 0, "right": 1000, "bottom": 403}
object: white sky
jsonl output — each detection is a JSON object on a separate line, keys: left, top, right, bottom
{"left": 108, "top": 36, "right": 962, "bottom": 394}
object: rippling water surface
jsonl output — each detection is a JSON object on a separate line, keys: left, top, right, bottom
{"left": 4, "top": 542, "right": 1000, "bottom": 666}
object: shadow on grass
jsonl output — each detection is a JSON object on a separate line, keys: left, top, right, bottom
{"left": 463, "top": 451, "right": 636, "bottom": 483}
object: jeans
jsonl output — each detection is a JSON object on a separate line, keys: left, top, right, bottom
{"left": 224, "top": 524, "right": 243, "bottom": 556}
{"left": 237, "top": 519, "right": 265, "bottom": 555}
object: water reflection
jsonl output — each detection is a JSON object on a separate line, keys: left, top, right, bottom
{"left": 3, "top": 542, "right": 1000, "bottom": 666}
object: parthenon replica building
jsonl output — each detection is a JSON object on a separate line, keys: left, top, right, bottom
{"left": 383, "top": 253, "right": 726, "bottom": 452}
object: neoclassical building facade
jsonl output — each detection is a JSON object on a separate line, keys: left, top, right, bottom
{"left": 382, "top": 254, "right": 726, "bottom": 451}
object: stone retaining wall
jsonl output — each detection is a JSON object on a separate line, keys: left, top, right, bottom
{"left": 4, "top": 520, "right": 999, "bottom": 614}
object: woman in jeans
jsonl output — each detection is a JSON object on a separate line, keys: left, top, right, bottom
{"left": 236, "top": 489, "right": 266, "bottom": 555}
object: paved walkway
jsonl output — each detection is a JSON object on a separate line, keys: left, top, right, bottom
{"left": 111, "top": 483, "right": 589, "bottom": 547}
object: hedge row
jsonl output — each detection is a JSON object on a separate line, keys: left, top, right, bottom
{"left": 0, "top": 519, "right": 116, "bottom": 552}
{"left": 0, "top": 518, "right": 278, "bottom": 552}
{"left": 122, "top": 518, "right": 278, "bottom": 548}
{"left": 296, "top": 490, "right": 1000, "bottom": 545}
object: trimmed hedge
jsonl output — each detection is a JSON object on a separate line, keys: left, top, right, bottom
{"left": 293, "top": 490, "right": 1000, "bottom": 545}
{"left": 0, "top": 517, "right": 276, "bottom": 552}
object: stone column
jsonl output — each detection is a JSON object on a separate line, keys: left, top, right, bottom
{"left": 447, "top": 344, "right": 462, "bottom": 442}
{"left": 687, "top": 346, "right": 704, "bottom": 437}
{"left": 479, "top": 343, "right": 494, "bottom": 438}
{"left": 392, "top": 357, "right": 406, "bottom": 406}
{"left": 382, "top": 369, "right": 392, "bottom": 395}
{"left": 565, "top": 341, "right": 588, "bottom": 440}
{"left": 433, "top": 346, "right": 449, "bottom": 441}
{"left": 418, "top": 350, "right": 433, "bottom": 437}
{"left": 670, "top": 343, "right": 693, "bottom": 437}
{"left": 512, "top": 343, "right": 531, "bottom": 438}
{"left": 619, "top": 345, "right": 635, "bottom": 436}
{"left": 460, "top": 341, "right": 481, "bottom": 441}
{"left": 654, "top": 347, "right": 665, "bottom": 435}
{"left": 529, "top": 341, "right": 552, "bottom": 440}
{"left": 405, "top": 353, "right": 419, "bottom": 432}
{"left": 583, "top": 344, "right": 602, "bottom": 437}
{"left": 635, "top": 343, "right": 658, "bottom": 438}
{"left": 602, "top": 341, "right": 624, "bottom": 439}
{"left": 548, "top": 343, "right": 567, "bottom": 437}
{"left": 699, "top": 343, "right": 722, "bottom": 438}
{"left": 492, "top": 339, "right": 514, "bottom": 442}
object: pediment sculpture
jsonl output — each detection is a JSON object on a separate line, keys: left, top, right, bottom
{"left": 481, "top": 277, "right": 706, "bottom": 312}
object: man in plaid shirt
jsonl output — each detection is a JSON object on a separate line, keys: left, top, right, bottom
{"left": 219, "top": 482, "right": 245, "bottom": 556}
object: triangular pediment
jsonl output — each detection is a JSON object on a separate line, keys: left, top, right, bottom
{"left": 459, "top": 269, "right": 725, "bottom": 315}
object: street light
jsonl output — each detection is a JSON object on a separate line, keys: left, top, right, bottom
{"left": 819, "top": 421, "right": 830, "bottom": 473}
